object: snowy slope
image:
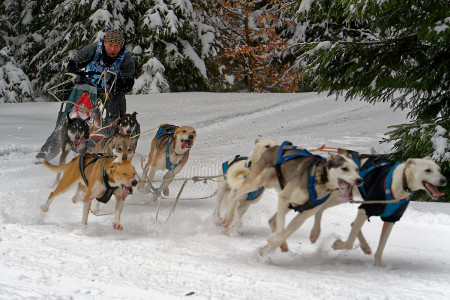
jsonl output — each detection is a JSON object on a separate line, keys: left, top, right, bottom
{"left": 1, "top": 92, "right": 449, "bottom": 300}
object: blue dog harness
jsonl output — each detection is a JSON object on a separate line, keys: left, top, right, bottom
{"left": 353, "top": 154, "right": 411, "bottom": 222}
{"left": 276, "top": 141, "right": 331, "bottom": 213}
{"left": 155, "top": 124, "right": 185, "bottom": 171}
{"left": 222, "top": 155, "right": 265, "bottom": 201}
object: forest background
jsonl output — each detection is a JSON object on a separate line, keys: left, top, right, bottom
{"left": 0, "top": 0, "right": 448, "bottom": 200}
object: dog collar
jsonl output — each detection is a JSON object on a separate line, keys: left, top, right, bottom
{"left": 402, "top": 167, "right": 411, "bottom": 193}
{"left": 71, "top": 137, "right": 86, "bottom": 152}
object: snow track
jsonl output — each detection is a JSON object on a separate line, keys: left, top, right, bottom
{"left": 1, "top": 93, "right": 449, "bottom": 299}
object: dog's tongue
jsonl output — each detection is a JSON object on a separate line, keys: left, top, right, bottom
{"left": 337, "top": 179, "right": 352, "bottom": 203}
{"left": 121, "top": 185, "right": 132, "bottom": 200}
{"left": 181, "top": 140, "right": 187, "bottom": 149}
{"left": 425, "top": 182, "right": 444, "bottom": 198}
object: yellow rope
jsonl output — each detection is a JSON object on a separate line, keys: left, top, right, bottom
{"left": 130, "top": 123, "right": 163, "bottom": 139}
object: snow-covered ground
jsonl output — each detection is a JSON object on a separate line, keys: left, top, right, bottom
{"left": 1, "top": 92, "right": 449, "bottom": 299}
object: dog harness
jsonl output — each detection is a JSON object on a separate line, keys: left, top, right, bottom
{"left": 276, "top": 141, "right": 331, "bottom": 213}
{"left": 86, "top": 41, "right": 127, "bottom": 88}
{"left": 79, "top": 153, "right": 118, "bottom": 203}
{"left": 155, "top": 124, "right": 186, "bottom": 171}
{"left": 222, "top": 155, "right": 265, "bottom": 201}
{"left": 354, "top": 155, "right": 411, "bottom": 222}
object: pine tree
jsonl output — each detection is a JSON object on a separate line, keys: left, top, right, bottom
{"left": 293, "top": 0, "right": 449, "bottom": 201}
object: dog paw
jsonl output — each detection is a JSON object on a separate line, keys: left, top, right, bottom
{"left": 113, "top": 222, "right": 123, "bottom": 231}
{"left": 332, "top": 239, "right": 349, "bottom": 250}
{"left": 137, "top": 183, "right": 150, "bottom": 194}
{"left": 310, "top": 228, "right": 320, "bottom": 244}
{"left": 72, "top": 194, "right": 81, "bottom": 204}
{"left": 221, "top": 218, "right": 231, "bottom": 228}
{"left": 280, "top": 242, "right": 289, "bottom": 252}
{"left": 40, "top": 205, "right": 49, "bottom": 212}
{"left": 260, "top": 244, "right": 275, "bottom": 256}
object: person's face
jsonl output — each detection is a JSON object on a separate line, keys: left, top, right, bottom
{"left": 104, "top": 42, "right": 122, "bottom": 58}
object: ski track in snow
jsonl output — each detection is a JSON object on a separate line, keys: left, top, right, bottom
{"left": 1, "top": 93, "right": 450, "bottom": 299}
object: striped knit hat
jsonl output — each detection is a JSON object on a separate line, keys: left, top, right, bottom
{"left": 103, "top": 29, "right": 125, "bottom": 47}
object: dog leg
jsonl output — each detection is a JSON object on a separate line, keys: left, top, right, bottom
{"left": 310, "top": 198, "right": 339, "bottom": 244}
{"left": 72, "top": 182, "right": 86, "bottom": 204}
{"left": 260, "top": 193, "right": 291, "bottom": 255}
{"left": 356, "top": 225, "right": 372, "bottom": 255}
{"left": 373, "top": 222, "right": 394, "bottom": 267}
{"left": 81, "top": 188, "right": 95, "bottom": 225}
{"left": 225, "top": 199, "right": 252, "bottom": 235}
{"left": 82, "top": 198, "right": 92, "bottom": 226}
{"left": 268, "top": 213, "right": 289, "bottom": 252}
{"left": 332, "top": 208, "right": 368, "bottom": 251}
{"left": 91, "top": 199, "right": 100, "bottom": 215}
{"left": 151, "top": 170, "right": 174, "bottom": 201}
{"left": 213, "top": 182, "right": 228, "bottom": 225}
{"left": 222, "top": 189, "right": 238, "bottom": 228}
{"left": 113, "top": 196, "right": 125, "bottom": 231}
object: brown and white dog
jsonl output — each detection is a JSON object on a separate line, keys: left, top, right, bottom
{"left": 92, "top": 135, "right": 135, "bottom": 163}
{"left": 39, "top": 155, "right": 137, "bottom": 230}
{"left": 324, "top": 153, "right": 447, "bottom": 266}
{"left": 137, "top": 124, "right": 196, "bottom": 201}
{"left": 213, "top": 138, "right": 277, "bottom": 235}
{"left": 226, "top": 142, "right": 362, "bottom": 255}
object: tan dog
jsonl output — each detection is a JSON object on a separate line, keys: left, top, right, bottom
{"left": 39, "top": 155, "right": 137, "bottom": 230}
{"left": 213, "top": 138, "right": 277, "bottom": 235}
{"left": 92, "top": 135, "right": 135, "bottom": 162}
{"left": 226, "top": 142, "right": 362, "bottom": 255}
{"left": 137, "top": 124, "right": 196, "bottom": 201}
{"left": 90, "top": 135, "right": 135, "bottom": 214}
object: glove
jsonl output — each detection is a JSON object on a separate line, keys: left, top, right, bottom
{"left": 75, "top": 74, "right": 88, "bottom": 84}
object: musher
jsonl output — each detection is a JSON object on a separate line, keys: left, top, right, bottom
{"left": 36, "top": 29, "right": 135, "bottom": 161}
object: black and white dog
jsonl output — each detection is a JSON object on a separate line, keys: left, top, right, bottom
{"left": 54, "top": 115, "right": 90, "bottom": 185}
{"left": 113, "top": 112, "right": 140, "bottom": 151}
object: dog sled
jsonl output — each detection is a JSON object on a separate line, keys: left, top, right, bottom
{"left": 36, "top": 71, "right": 118, "bottom": 162}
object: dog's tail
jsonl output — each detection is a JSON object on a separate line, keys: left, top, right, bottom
{"left": 227, "top": 167, "right": 249, "bottom": 190}
{"left": 39, "top": 158, "right": 67, "bottom": 173}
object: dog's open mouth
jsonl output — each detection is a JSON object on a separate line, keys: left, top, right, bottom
{"left": 121, "top": 184, "right": 133, "bottom": 200}
{"left": 181, "top": 139, "right": 193, "bottom": 149}
{"left": 336, "top": 178, "right": 353, "bottom": 203}
{"left": 71, "top": 137, "right": 86, "bottom": 148}
{"left": 423, "top": 181, "right": 444, "bottom": 199}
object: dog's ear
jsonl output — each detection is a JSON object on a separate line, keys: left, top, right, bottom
{"left": 107, "top": 164, "right": 117, "bottom": 174}
{"left": 132, "top": 112, "right": 138, "bottom": 118}
{"left": 255, "top": 138, "right": 261, "bottom": 145}
{"left": 406, "top": 158, "right": 416, "bottom": 167}
{"left": 337, "top": 148, "right": 351, "bottom": 158}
